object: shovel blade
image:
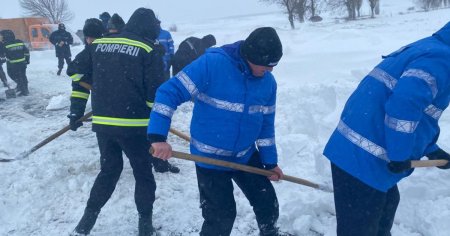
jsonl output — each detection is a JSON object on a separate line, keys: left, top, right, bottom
{"left": 5, "top": 88, "right": 16, "bottom": 98}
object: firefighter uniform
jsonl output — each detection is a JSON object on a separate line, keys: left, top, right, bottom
{"left": 67, "top": 9, "right": 165, "bottom": 236}
{"left": 1, "top": 30, "right": 30, "bottom": 96}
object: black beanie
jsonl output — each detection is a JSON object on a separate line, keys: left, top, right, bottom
{"left": 58, "top": 23, "right": 65, "bottom": 30}
{"left": 241, "top": 27, "right": 283, "bottom": 67}
{"left": 83, "top": 18, "right": 103, "bottom": 38}
{"left": 201, "top": 34, "right": 216, "bottom": 48}
{"left": 107, "top": 13, "right": 125, "bottom": 31}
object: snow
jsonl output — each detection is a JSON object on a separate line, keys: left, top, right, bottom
{"left": 1, "top": 1, "right": 450, "bottom": 235}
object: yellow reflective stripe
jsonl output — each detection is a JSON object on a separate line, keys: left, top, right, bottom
{"left": 5, "top": 43, "right": 25, "bottom": 48}
{"left": 92, "top": 116, "right": 149, "bottom": 127}
{"left": 146, "top": 101, "right": 153, "bottom": 108}
{"left": 70, "top": 74, "right": 84, "bottom": 82}
{"left": 9, "top": 58, "right": 26, "bottom": 63}
{"left": 93, "top": 38, "right": 152, "bottom": 53}
{"left": 71, "top": 91, "right": 89, "bottom": 99}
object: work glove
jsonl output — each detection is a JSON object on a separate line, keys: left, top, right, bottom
{"left": 67, "top": 113, "right": 83, "bottom": 131}
{"left": 426, "top": 148, "right": 450, "bottom": 169}
{"left": 387, "top": 160, "right": 412, "bottom": 174}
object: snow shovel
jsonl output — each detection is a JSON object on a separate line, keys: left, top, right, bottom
{"left": 153, "top": 128, "right": 333, "bottom": 192}
{"left": 4, "top": 83, "right": 16, "bottom": 98}
{"left": 0, "top": 111, "right": 93, "bottom": 162}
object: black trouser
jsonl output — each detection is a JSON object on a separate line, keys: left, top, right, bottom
{"left": 58, "top": 56, "right": 71, "bottom": 69}
{"left": 196, "top": 152, "right": 279, "bottom": 236}
{"left": 0, "top": 64, "right": 7, "bottom": 85}
{"left": 85, "top": 132, "right": 156, "bottom": 217}
{"left": 331, "top": 163, "right": 400, "bottom": 236}
{"left": 7, "top": 64, "right": 28, "bottom": 94}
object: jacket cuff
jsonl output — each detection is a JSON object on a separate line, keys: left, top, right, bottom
{"left": 263, "top": 163, "right": 278, "bottom": 170}
{"left": 147, "top": 134, "right": 167, "bottom": 144}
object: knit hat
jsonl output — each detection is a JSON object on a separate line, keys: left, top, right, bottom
{"left": 99, "top": 12, "right": 111, "bottom": 21}
{"left": 240, "top": 27, "right": 283, "bottom": 67}
{"left": 201, "top": 34, "right": 216, "bottom": 48}
{"left": 107, "top": 13, "right": 125, "bottom": 31}
{"left": 83, "top": 18, "right": 103, "bottom": 38}
{"left": 58, "top": 23, "right": 65, "bottom": 30}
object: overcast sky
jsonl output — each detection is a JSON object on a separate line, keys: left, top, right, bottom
{"left": 1, "top": 0, "right": 280, "bottom": 29}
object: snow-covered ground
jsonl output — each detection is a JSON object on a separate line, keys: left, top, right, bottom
{"left": 1, "top": 1, "right": 450, "bottom": 235}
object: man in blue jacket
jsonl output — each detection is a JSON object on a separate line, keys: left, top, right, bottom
{"left": 323, "top": 22, "right": 450, "bottom": 236}
{"left": 148, "top": 27, "right": 287, "bottom": 236}
{"left": 156, "top": 19, "right": 174, "bottom": 80}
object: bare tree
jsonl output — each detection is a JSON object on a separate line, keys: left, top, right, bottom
{"left": 375, "top": 0, "right": 381, "bottom": 15}
{"left": 294, "top": 0, "right": 308, "bottom": 23}
{"left": 260, "top": 0, "right": 298, "bottom": 29}
{"left": 369, "top": 0, "right": 380, "bottom": 18}
{"left": 325, "top": 0, "right": 360, "bottom": 20}
{"left": 414, "top": 0, "right": 444, "bottom": 10}
{"left": 19, "top": 0, "right": 74, "bottom": 23}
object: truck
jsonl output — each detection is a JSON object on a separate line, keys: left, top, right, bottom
{"left": 0, "top": 17, "right": 81, "bottom": 50}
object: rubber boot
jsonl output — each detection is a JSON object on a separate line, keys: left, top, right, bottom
{"left": 72, "top": 208, "right": 100, "bottom": 235}
{"left": 138, "top": 215, "right": 156, "bottom": 236}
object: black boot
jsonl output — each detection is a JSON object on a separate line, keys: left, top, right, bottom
{"left": 153, "top": 159, "right": 180, "bottom": 173}
{"left": 72, "top": 208, "right": 100, "bottom": 235}
{"left": 57, "top": 68, "right": 62, "bottom": 76}
{"left": 138, "top": 215, "right": 156, "bottom": 236}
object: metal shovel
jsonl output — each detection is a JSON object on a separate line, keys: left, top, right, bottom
{"left": 4, "top": 83, "right": 16, "bottom": 98}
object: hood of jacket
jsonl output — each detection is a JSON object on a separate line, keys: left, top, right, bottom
{"left": 433, "top": 21, "right": 450, "bottom": 46}
{"left": 1, "top": 30, "right": 15, "bottom": 43}
{"left": 124, "top": 8, "right": 159, "bottom": 41}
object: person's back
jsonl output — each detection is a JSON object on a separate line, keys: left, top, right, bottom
{"left": 323, "top": 21, "right": 450, "bottom": 236}
{"left": 1, "top": 29, "right": 29, "bottom": 95}
{"left": 89, "top": 19, "right": 164, "bottom": 135}
{"left": 171, "top": 34, "right": 216, "bottom": 75}
{"left": 69, "top": 8, "right": 166, "bottom": 236}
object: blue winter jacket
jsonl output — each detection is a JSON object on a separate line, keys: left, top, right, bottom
{"left": 148, "top": 41, "right": 278, "bottom": 170}
{"left": 157, "top": 29, "right": 174, "bottom": 72}
{"left": 324, "top": 22, "right": 450, "bottom": 192}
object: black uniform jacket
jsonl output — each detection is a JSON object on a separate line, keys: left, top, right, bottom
{"left": 67, "top": 30, "right": 165, "bottom": 136}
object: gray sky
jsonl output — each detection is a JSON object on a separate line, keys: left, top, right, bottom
{"left": 1, "top": 0, "right": 280, "bottom": 29}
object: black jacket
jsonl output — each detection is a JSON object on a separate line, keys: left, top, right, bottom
{"left": 67, "top": 45, "right": 92, "bottom": 117}
{"left": 67, "top": 8, "right": 164, "bottom": 136}
{"left": 171, "top": 37, "right": 208, "bottom": 75}
{"left": 0, "top": 42, "right": 6, "bottom": 65}
{"left": 1, "top": 30, "right": 29, "bottom": 67}
{"left": 49, "top": 29, "right": 73, "bottom": 57}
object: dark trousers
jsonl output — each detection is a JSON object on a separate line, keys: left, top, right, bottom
{"left": 196, "top": 152, "right": 279, "bottom": 236}
{"left": 0, "top": 64, "right": 7, "bottom": 85}
{"left": 85, "top": 132, "right": 156, "bottom": 217}
{"left": 331, "top": 163, "right": 400, "bottom": 236}
{"left": 7, "top": 65, "right": 28, "bottom": 94}
{"left": 58, "top": 56, "right": 71, "bottom": 69}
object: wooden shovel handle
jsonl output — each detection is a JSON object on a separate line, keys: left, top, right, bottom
{"left": 170, "top": 150, "right": 331, "bottom": 191}
{"left": 411, "top": 159, "right": 449, "bottom": 168}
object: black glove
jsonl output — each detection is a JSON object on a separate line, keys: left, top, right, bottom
{"left": 426, "top": 148, "right": 450, "bottom": 169}
{"left": 67, "top": 113, "right": 83, "bottom": 131}
{"left": 387, "top": 160, "right": 412, "bottom": 174}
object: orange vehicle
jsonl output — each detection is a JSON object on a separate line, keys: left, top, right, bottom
{"left": 0, "top": 17, "right": 57, "bottom": 50}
